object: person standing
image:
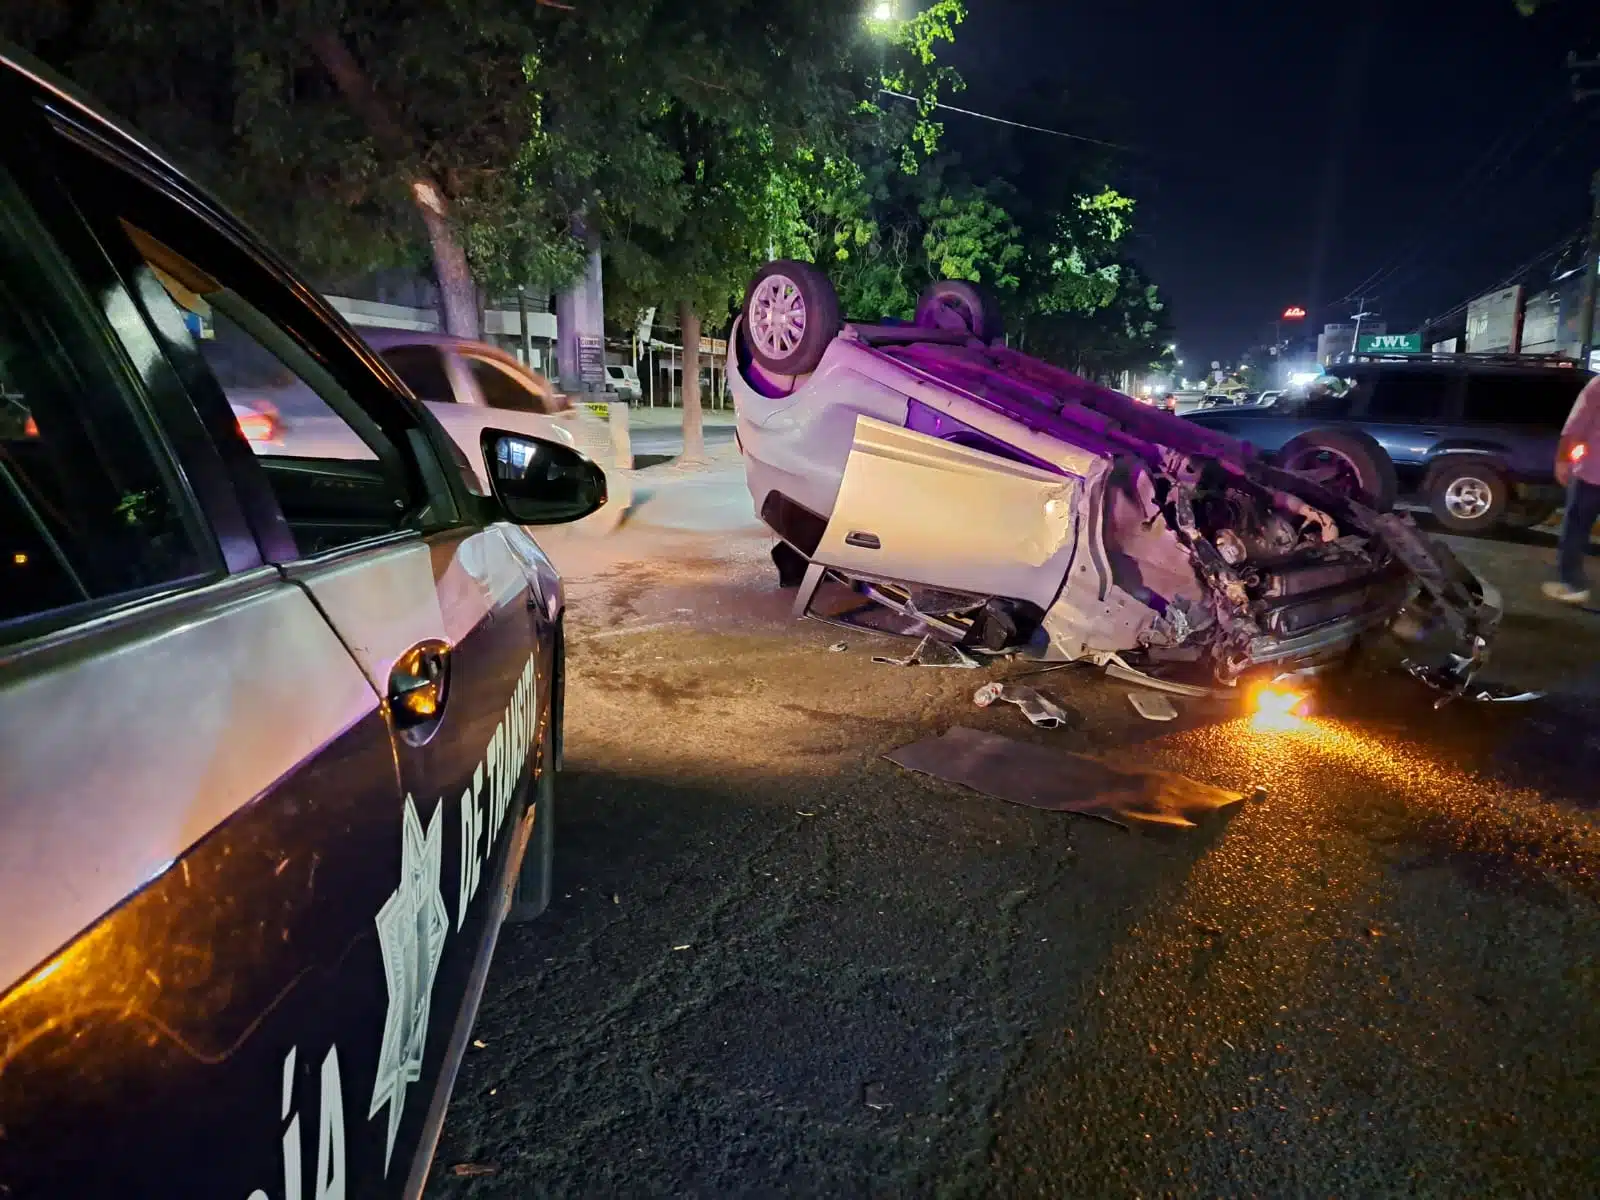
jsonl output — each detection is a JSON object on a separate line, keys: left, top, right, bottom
{"left": 1542, "top": 372, "right": 1600, "bottom": 604}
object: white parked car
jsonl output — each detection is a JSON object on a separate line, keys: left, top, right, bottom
{"left": 223, "top": 329, "right": 630, "bottom": 520}
{"left": 605, "top": 363, "right": 642, "bottom": 402}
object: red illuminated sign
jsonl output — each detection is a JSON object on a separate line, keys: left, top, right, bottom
{"left": 1282, "top": 306, "right": 1307, "bottom": 320}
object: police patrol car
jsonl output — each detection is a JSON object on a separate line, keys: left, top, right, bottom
{"left": 0, "top": 47, "right": 604, "bottom": 1198}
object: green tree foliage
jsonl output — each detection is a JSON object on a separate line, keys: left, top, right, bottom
{"left": 2, "top": 0, "right": 588, "bottom": 336}
{"left": 921, "top": 192, "right": 1025, "bottom": 294}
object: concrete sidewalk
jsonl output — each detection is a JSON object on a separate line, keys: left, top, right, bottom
{"left": 624, "top": 404, "right": 738, "bottom": 430}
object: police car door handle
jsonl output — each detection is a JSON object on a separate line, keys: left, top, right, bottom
{"left": 389, "top": 638, "right": 452, "bottom": 730}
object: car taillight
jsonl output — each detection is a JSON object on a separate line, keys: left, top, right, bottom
{"left": 23, "top": 415, "right": 37, "bottom": 437}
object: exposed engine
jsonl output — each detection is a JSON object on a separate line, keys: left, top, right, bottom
{"left": 1121, "top": 449, "right": 1421, "bottom": 681}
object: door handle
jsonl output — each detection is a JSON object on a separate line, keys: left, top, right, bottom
{"left": 390, "top": 638, "right": 452, "bottom": 732}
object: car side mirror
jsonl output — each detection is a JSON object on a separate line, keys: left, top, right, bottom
{"left": 479, "top": 429, "right": 607, "bottom": 525}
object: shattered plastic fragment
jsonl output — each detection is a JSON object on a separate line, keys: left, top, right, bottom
{"left": 1128, "top": 692, "right": 1179, "bottom": 721}
{"left": 974, "top": 682, "right": 1074, "bottom": 728}
{"left": 872, "top": 634, "right": 979, "bottom": 669}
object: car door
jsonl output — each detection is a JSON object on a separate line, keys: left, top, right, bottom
{"left": 1352, "top": 368, "right": 1459, "bottom": 467}
{"left": 0, "top": 114, "right": 409, "bottom": 1200}
{"left": 14, "top": 93, "right": 553, "bottom": 1197}
{"left": 805, "top": 415, "right": 1083, "bottom": 609}
{"left": 1460, "top": 370, "right": 1583, "bottom": 481}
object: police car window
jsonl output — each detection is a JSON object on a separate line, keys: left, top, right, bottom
{"left": 0, "top": 172, "right": 213, "bottom": 636}
{"left": 122, "top": 223, "right": 419, "bottom": 557}
{"left": 1363, "top": 372, "right": 1447, "bottom": 422}
{"left": 380, "top": 345, "right": 454, "bottom": 403}
{"left": 1465, "top": 373, "right": 1583, "bottom": 429}
{"left": 467, "top": 356, "right": 544, "bottom": 413}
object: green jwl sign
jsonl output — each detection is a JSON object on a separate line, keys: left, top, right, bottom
{"left": 1356, "top": 332, "right": 1422, "bottom": 354}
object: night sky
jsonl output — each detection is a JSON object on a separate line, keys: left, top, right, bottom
{"left": 948, "top": 0, "right": 1600, "bottom": 369}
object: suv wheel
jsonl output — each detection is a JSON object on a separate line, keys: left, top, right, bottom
{"left": 1277, "top": 428, "right": 1399, "bottom": 511}
{"left": 1427, "top": 459, "right": 1507, "bottom": 535}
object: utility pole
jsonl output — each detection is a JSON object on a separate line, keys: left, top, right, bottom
{"left": 1579, "top": 169, "right": 1600, "bottom": 367}
{"left": 1351, "top": 296, "right": 1376, "bottom": 357}
{"left": 1570, "top": 53, "right": 1600, "bottom": 366}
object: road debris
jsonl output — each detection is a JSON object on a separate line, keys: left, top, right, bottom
{"left": 451, "top": 1164, "right": 499, "bottom": 1177}
{"left": 974, "top": 682, "right": 1074, "bottom": 729}
{"left": 872, "top": 634, "right": 979, "bottom": 668}
{"left": 672, "top": 944, "right": 692, "bottom": 951}
{"left": 1250, "top": 785, "right": 1269, "bottom": 804}
{"left": 828, "top": 641, "right": 849, "bottom": 653}
{"left": 863, "top": 1082, "right": 892, "bottom": 1110}
{"left": 887, "top": 725, "right": 1245, "bottom": 829}
{"left": 472, "top": 1039, "right": 487, "bottom": 1049}
{"left": 1129, "top": 691, "right": 1179, "bottom": 721}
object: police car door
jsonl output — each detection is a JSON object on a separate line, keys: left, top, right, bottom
{"left": 14, "top": 103, "right": 547, "bottom": 1197}
{"left": 0, "top": 110, "right": 407, "bottom": 1200}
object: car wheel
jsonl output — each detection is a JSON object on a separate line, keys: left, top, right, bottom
{"left": 914, "top": 279, "right": 998, "bottom": 341}
{"left": 1427, "top": 459, "right": 1508, "bottom": 535}
{"left": 1277, "top": 428, "right": 1399, "bottom": 512}
{"left": 508, "top": 715, "right": 557, "bottom": 922}
{"left": 741, "top": 260, "right": 841, "bottom": 376}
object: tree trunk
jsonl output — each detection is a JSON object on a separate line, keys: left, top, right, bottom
{"left": 413, "top": 183, "right": 480, "bottom": 337}
{"left": 306, "top": 30, "right": 478, "bottom": 339}
{"left": 680, "top": 301, "right": 705, "bottom": 463}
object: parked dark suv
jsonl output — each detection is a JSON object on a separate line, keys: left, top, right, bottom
{"left": 1184, "top": 354, "right": 1590, "bottom": 535}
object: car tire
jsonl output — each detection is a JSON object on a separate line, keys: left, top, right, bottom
{"left": 1277, "top": 428, "right": 1399, "bottom": 512}
{"left": 508, "top": 716, "right": 556, "bottom": 923}
{"left": 914, "top": 279, "right": 998, "bottom": 341}
{"left": 1427, "top": 459, "right": 1508, "bottom": 535}
{"left": 741, "top": 260, "right": 841, "bottom": 376}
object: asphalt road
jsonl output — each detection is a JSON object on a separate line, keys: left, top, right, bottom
{"left": 430, "top": 484, "right": 1600, "bottom": 1197}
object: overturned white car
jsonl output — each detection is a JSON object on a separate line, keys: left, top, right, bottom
{"left": 728, "top": 261, "right": 1502, "bottom": 691}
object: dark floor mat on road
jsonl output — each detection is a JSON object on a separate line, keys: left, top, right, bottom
{"left": 886, "top": 725, "right": 1245, "bottom": 830}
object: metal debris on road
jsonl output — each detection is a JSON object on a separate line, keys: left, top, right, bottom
{"left": 1104, "top": 653, "right": 1230, "bottom": 699}
{"left": 1402, "top": 656, "right": 1544, "bottom": 706}
{"left": 887, "top": 725, "right": 1246, "bottom": 829}
{"left": 1128, "top": 691, "right": 1179, "bottom": 721}
{"left": 974, "top": 681, "right": 1075, "bottom": 729}
{"left": 872, "top": 634, "right": 979, "bottom": 669}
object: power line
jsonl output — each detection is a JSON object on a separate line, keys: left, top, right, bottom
{"left": 1415, "top": 225, "right": 1585, "bottom": 331}
{"left": 877, "top": 88, "right": 1136, "bottom": 152}
{"left": 1366, "top": 129, "right": 1582, "bottom": 313}
{"left": 1329, "top": 93, "right": 1572, "bottom": 306}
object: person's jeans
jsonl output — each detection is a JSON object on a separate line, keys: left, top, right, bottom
{"left": 1558, "top": 476, "right": 1600, "bottom": 590}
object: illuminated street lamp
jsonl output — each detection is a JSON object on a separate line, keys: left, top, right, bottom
{"left": 871, "top": 1, "right": 894, "bottom": 20}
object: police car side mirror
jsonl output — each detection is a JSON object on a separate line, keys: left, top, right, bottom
{"left": 480, "top": 429, "right": 608, "bottom": 525}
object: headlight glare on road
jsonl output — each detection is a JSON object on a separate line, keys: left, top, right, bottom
{"left": 1249, "top": 682, "right": 1309, "bottom": 732}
